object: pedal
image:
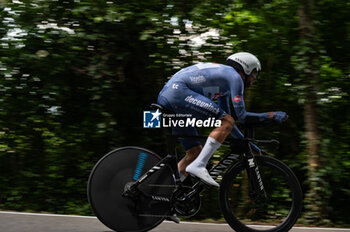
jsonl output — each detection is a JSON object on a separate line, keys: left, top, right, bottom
{"left": 187, "top": 174, "right": 213, "bottom": 188}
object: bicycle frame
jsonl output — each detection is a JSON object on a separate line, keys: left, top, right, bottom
{"left": 89, "top": 116, "right": 302, "bottom": 232}
{"left": 124, "top": 132, "right": 267, "bottom": 204}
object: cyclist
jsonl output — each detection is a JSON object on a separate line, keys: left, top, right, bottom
{"left": 157, "top": 52, "right": 288, "bottom": 187}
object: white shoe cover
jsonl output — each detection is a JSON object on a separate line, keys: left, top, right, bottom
{"left": 186, "top": 164, "right": 219, "bottom": 187}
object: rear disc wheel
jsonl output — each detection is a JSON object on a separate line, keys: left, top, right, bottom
{"left": 88, "top": 146, "right": 175, "bottom": 232}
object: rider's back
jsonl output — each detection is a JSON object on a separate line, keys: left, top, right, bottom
{"left": 165, "top": 63, "right": 242, "bottom": 100}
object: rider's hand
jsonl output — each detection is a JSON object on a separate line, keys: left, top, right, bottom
{"left": 271, "top": 111, "right": 288, "bottom": 123}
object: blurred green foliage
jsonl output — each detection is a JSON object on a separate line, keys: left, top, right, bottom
{"left": 0, "top": 0, "right": 349, "bottom": 226}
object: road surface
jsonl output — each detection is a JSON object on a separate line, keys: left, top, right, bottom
{"left": 0, "top": 211, "right": 349, "bottom": 232}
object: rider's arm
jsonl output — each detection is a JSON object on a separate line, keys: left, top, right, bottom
{"left": 216, "top": 93, "right": 261, "bottom": 152}
{"left": 230, "top": 125, "right": 261, "bottom": 152}
{"left": 230, "top": 75, "right": 271, "bottom": 124}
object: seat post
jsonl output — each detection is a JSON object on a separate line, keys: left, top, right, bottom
{"left": 166, "top": 133, "right": 177, "bottom": 157}
{"left": 166, "top": 132, "right": 180, "bottom": 180}
{"left": 150, "top": 103, "right": 177, "bottom": 155}
{"left": 150, "top": 103, "right": 180, "bottom": 181}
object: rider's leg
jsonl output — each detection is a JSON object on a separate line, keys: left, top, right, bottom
{"left": 158, "top": 84, "right": 233, "bottom": 184}
{"left": 208, "top": 114, "right": 235, "bottom": 143}
{"left": 186, "top": 114, "right": 234, "bottom": 187}
{"left": 178, "top": 111, "right": 234, "bottom": 180}
{"left": 178, "top": 145, "right": 202, "bottom": 180}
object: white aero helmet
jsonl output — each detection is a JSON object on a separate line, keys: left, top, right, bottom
{"left": 226, "top": 52, "right": 261, "bottom": 76}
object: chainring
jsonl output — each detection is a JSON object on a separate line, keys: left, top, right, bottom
{"left": 172, "top": 186, "right": 201, "bottom": 217}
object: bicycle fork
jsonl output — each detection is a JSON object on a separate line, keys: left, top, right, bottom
{"left": 243, "top": 144, "right": 267, "bottom": 204}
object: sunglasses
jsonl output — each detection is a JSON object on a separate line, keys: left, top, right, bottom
{"left": 251, "top": 69, "right": 259, "bottom": 80}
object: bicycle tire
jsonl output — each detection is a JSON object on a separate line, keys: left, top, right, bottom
{"left": 88, "top": 146, "right": 175, "bottom": 232}
{"left": 219, "top": 155, "right": 302, "bottom": 232}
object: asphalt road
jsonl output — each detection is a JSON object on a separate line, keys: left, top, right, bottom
{"left": 1, "top": 211, "right": 349, "bottom": 232}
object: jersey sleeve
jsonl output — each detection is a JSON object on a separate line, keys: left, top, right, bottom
{"left": 230, "top": 75, "right": 270, "bottom": 124}
{"left": 230, "top": 125, "right": 261, "bottom": 152}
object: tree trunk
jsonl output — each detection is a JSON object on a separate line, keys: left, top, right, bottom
{"left": 298, "top": 0, "right": 323, "bottom": 221}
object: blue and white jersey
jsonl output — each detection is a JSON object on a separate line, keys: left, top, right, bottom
{"left": 157, "top": 62, "right": 267, "bottom": 151}
{"left": 163, "top": 62, "right": 268, "bottom": 124}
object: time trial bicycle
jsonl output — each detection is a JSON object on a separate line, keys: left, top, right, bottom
{"left": 87, "top": 103, "right": 303, "bottom": 232}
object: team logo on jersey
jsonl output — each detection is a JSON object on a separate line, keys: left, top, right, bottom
{"left": 143, "top": 109, "right": 161, "bottom": 128}
{"left": 189, "top": 75, "right": 206, "bottom": 84}
{"left": 233, "top": 96, "right": 242, "bottom": 103}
